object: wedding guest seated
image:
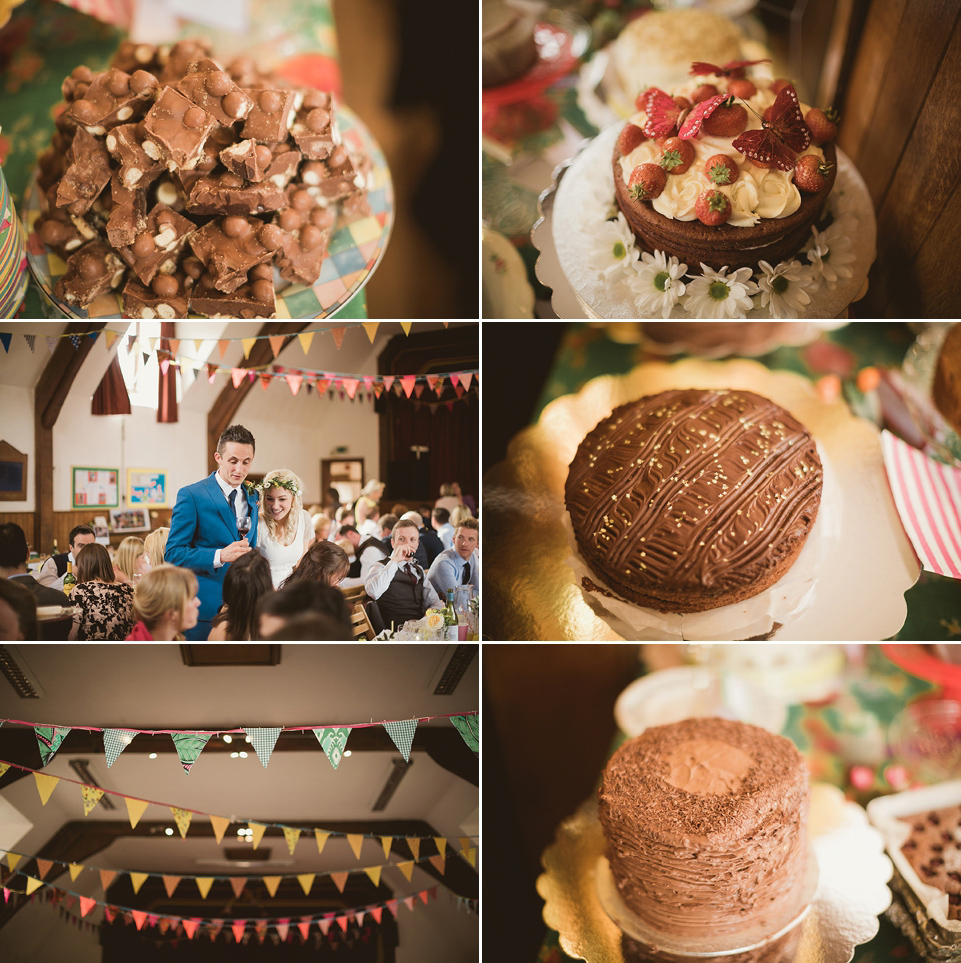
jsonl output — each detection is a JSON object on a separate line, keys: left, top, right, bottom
{"left": 312, "top": 512, "right": 332, "bottom": 543}
{"left": 434, "top": 482, "right": 463, "bottom": 516}
{"left": 0, "top": 522, "right": 71, "bottom": 616}
{"left": 451, "top": 504, "right": 475, "bottom": 529}
{"left": 358, "top": 507, "right": 382, "bottom": 540}
{"left": 431, "top": 507, "right": 455, "bottom": 550}
{"left": 401, "top": 510, "right": 443, "bottom": 569}
{"left": 262, "top": 612, "right": 354, "bottom": 640}
{"left": 333, "top": 506, "right": 355, "bottom": 535}
{"left": 340, "top": 517, "right": 394, "bottom": 588}
{"left": 364, "top": 518, "right": 443, "bottom": 630}
{"left": 256, "top": 580, "right": 352, "bottom": 639}
{"left": 37, "top": 525, "right": 95, "bottom": 591}
{"left": 114, "top": 536, "right": 148, "bottom": 586}
{"left": 144, "top": 527, "right": 170, "bottom": 569}
{"left": 68, "top": 543, "right": 135, "bottom": 641}
{"left": 208, "top": 551, "right": 273, "bottom": 641}
{"left": 337, "top": 524, "right": 363, "bottom": 575}
{"left": 282, "top": 541, "right": 350, "bottom": 588}
{"left": 125, "top": 565, "right": 201, "bottom": 640}
{"left": 259, "top": 469, "right": 314, "bottom": 588}
{"left": 0, "top": 577, "right": 38, "bottom": 641}
{"left": 428, "top": 517, "right": 479, "bottom": 599}
{"left": 377, "top": 514, "right": 397, "bottom": 548}
{"left": 390, "top": 503, "right": 409, "bottom": 518}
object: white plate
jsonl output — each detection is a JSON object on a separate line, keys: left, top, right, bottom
{"left": 483, "top": 226, "right": 535, "bottom": 318}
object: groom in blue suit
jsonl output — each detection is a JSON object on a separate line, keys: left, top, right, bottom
{"left": 166, "top": 424, "right": 260, "bottom": 640}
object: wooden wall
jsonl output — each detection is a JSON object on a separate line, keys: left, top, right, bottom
{"left": 0, "top": 510, "right": 171, "bottom": 558}
{"left": 838, "top": 0, "right": 961, "bottom": 317}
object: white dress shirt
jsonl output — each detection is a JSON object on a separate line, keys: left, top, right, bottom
{"left": 365, "top": 557, "right": 443, "bottom": 611}
{"left": 213, "top": 472, "right": 250, "bottom": 569}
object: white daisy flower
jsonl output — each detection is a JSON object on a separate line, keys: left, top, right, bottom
{"left": 755, "top": 259, "right": 815, "bottom": 318}
{"left": 586, "top": 212, "right": 639, "bottom": 280}
{"left": 627, "top": 248, "right": 687, "bottom": 316}
{"left": 682, "top": 264, "right": 758, "bottom": 318}
{"left": 806, "top": 225, "right": 856, "bottom": 290}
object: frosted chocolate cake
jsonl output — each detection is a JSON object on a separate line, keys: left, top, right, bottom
{"left": 598, "top": 717, "right": 810, "bottom": 940}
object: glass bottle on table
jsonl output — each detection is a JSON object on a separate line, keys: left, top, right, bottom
{"left": 63, "top": 559, "right": 76, "bottom": 596}
{"left": 444, "top": 588, "right": 458, "bottom": 641}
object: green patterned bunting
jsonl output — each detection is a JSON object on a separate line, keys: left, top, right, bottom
{"left": 35, "top": 726, "right": 71, "bottom": 767}
{"left": 170, "top": 732, "right": 212, "bottom": 773}
{"left": 312, "top": 727, "right": 351, "bottom": 769}
{"left": 450, "top": 715, "right": 479, "bottom": 755}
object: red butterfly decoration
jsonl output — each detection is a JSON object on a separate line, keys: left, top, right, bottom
{"left": 678, "top": 94, "right": 726, "bottom": 139}
{"left": 640, "top": 87, "right": 685, "bottom": 138}
{"left": 732, "top": 84, "right": 812, "bottom": 172}
{"left": 690, "top": 59, "right": 770, "bottom": 78}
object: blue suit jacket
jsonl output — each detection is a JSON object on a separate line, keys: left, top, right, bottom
{"left": 165, "top": 473, "right": 259, "bottom": 638}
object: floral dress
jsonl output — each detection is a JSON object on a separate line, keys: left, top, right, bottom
{"left": 72, "top": 580, "right": 135, "bottom": 640}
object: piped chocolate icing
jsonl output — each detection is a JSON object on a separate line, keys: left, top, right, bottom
{"left": 598, "top": 717, "right": 810, "bottom": 940}
{"left": 565, "top": 388, "right": 822, "bottom": 613}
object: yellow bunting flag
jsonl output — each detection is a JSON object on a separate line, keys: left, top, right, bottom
{"left": 209, "top": 814, "right": 230, "bottom": 845}
{"left": 171, "top": 807, "right": 192, "bottom": 838}
{"left": 297, "top": 331, "right": 314, "bottom": 355}
{"left": 314, "top": 829, "right": 330, "bottom": 854}
{"left": 35, "top": 859, "right": 54, "bottom": 879}
{"left": 363, "top": 866, "right": 382, "bottom": 886}
{"left": 0, "top": 762, "right": 9, "bottom": 779}
{"left": 33, "top": 772, "right": 59, "bottom": 805}
{"left": 68, "top": 863, "right": 84, "bottom": 882}
{"left": 400, "top": 322, "right": 412, "bottom": 335}
{"left": 396, "top": 860, "right": 414, "bottom": 881}
{"left": 434, "top": 837, "right": 447, "bottom": 857}
{"left": 362, "top": 322, "right": 379, "bottom": 344}
{"left": 6, "top": 853, "right": 21, "bottom": 871}
{"left": 105, "top": 330, "right": 118, "bottom": 351}
{"left": 268, "top": 335, "right": 285, "bottom": 358}
{"left": 330, "top": 871, "right": 348, "bottom": 893}
{"left": 296, "top": 873, "right": 314, "bottom": 895}
{"left": 125, "top": 797, "right": 150, "bottom": 829}
{"left": 248, "top": 821, "right": 267, "bottom": 849}
{"left": 99, "top": 869, "right": 116, "bottom": 891}
{"left": 263, "top": 875, "right": 282, "bottom": 897}
{"left": 25, "top": 877, "right": 43, "bottom": 896}
{"left": 459, "top": 836, "right": 472, "bottom": 858}
{"left": 380, "top": 836, "right": 393, "bottom": 859}
{"left": 241, "top": 337, "right": 257, "bottom": 358}
{"left": 406, "top": 837, "right": 421, "bottom": 861}
{"left": 466, "top": 847, "right": 477, "bottom": 868}
{"left": 81, "top": 785, "right": 105, "bottom": 816}
{"left": 347, "top": 833, "right": 364, "bottom": 860}
{"left": 282, "top": 827, "right": 300, "bottom": 855}
{"left": 162, "top": 876, "right": 180, "bottom": 897}
{"left": 195, "top": 877, "right": 214, "bottom": 898}
{"left": 129, "top": 872, "right": 149, "bottom": 895}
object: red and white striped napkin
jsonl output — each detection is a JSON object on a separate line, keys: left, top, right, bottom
{"left": 882, "top": 429, "right": 961, "bottom": 579}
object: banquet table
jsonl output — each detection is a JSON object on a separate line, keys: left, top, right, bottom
{"left": 483, "top": 321, "right": 961, "bottom": 641}
{"left": 0, "top": 0, "right": 368, "bottom": 318}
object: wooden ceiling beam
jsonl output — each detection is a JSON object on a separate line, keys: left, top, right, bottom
{"left": 206, "top": 323, "right": 309, "bottom": 474}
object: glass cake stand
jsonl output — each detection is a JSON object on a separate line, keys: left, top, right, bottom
{"left": 538, "top": 788, "right": 892, "bottom": 963}
{"left": 531, "top": 122, "right": 876, "bottom": 320}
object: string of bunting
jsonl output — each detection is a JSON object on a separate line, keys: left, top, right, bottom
{"left": 2, "top": 876, "right": 477, "bottom": 944}
{"left": 0, "top": 710, "right": 479, "bottom": 771}
{"left": 0, "top": 836, "right": 476, "bottom": 898}
{"left": 0, "top": 756, "right": 479, "bottom": 854}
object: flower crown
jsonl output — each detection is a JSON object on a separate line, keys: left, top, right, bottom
{"left": 249, "top": 477, "right": 302, "bottom": 497}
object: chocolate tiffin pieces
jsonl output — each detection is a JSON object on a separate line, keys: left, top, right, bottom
{"left": 123, "top": 272, "right": 190, "bottom": 319}
{"left": 142, "top": 86, "right": 216, "bottom": 171}
{"left": 176, "top": 58, "right": 253, "bottom": 127}
{"left": 116, "top": 202, "right": 196, "bottom": 285}
{"left": 54, "top": 240, "right": 126, "bottom": 309}
{"left": 189, "top": 215, "right": 284, "bottom": 293}
{"left": 189, "top": 263, "right": 276, "bottom": 318}
{"left": 56, "top": 127, "right": 112, "bottom": 215}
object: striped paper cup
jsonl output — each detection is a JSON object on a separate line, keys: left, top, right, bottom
{"left": 0, "top": 161, "right": 28, "bottom": 317}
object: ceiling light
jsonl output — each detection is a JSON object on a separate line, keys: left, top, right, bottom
{"left": 149, "top": 752, "right": 157, "bottom": 759}
{"left": 165, "top": 828, "right": 174, "bottom": 836}
{"left": 0, "top": 646, "right": 41, "bottom": 698}
{"left": 239, "top": 751, "right": 248, "bottom": 758}
{"left": 343, "top": 750, "right": 352, "bottom": 757}
{"left": 230, "top": 752, "right": 239, "bottom": 758}
{"left": 434, "top": 644, "right": 476, "bottom": 695}
{"left": 223, "top": 734, "right": 232, "bottom": 744}
{"left": 244, "top": 735, "right": 251, "bottom": 743}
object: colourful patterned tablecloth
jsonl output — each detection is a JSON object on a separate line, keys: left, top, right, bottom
{"left": 0, "top": 0, "right": 374, "bottom": 318}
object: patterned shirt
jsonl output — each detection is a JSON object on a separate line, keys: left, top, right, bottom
{"left": 72, "top": 580, "right": 135, "bottom": 641}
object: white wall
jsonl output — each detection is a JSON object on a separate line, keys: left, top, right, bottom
{"left": 0, "top": 385, "right": 35, "bottom": 511}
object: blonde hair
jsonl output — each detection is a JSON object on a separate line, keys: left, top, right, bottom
{"left": 312, "top": 513, "right": 331, "bottom": 540}
{"left": 115, "top": 536, "right": 146, "bottom": 581}
{"left": 259, "top": 469, "right": 305, "bottom": 545}
{"left": 360, "top": 479, "right": 384, "bottom": 497}
{"left": 133, "top": 564, "right": 198, "bottom": 634}
{"left": 144, "top": 527, "right": 169, "bottom": 568}
{"left": 450, "top": 505, "right": 473, "bottom": 528}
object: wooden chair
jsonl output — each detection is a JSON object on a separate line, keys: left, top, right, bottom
{"left": 341, "top": 583, "right": 367, "bottom": 605}
{"left": 351, "top": 602, "right": 376, "bottom": 640}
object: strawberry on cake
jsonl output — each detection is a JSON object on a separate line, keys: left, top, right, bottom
{"left": 613, "top": 60, "right": 838, "bottom": 275}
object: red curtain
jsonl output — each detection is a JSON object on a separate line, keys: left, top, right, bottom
{"left": 91, "top": 354, "right": 131, "bottom": 415}
{"left": 157, "top": 322, "right": 178, "bottom": 423}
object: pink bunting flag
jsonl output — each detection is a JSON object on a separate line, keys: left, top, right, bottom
{"left": 132, "top": 910, "right": 147, "bottom": 930}
{"left": 297, "top": 921, "right": 311, "bottom": 940}
{"left": 330, "top": 326, "right": 346, "bottom": 349}
{"left": 400, "top": 375, "right": 417, "bottom": 398}
{"left": 386, "top": 899, "right": 398, "bottom": 918}
{"left": 382, "top": 374, "right": 394, "bottom": 392}
{"left": 182, "top": 919, "right": 200, "bottom": 939}
{"left": 79, "top": 896, "right": 96, "bottom": 918}
{"left": 336, "top": 915, "right": 348, "bottom": 932}
{"left": 286, "top": 373, "right": 303, "bottom": 396}
{"left": 231, "top": 920, "right": 247, "bottom": 943}
{"left": 231, "top": 368, "right": 246, "bottom": 388}
{"left": 371, "top": 906, "right": 383, "bottom": 923}
{"left": 275, "top": 921, "right": 289, "bottom": 942}
{"left": 426, "top": 374, "right": 441, "bottom": 395}
{"left": 342, "top": 378, "right": 359, "bottom": 399}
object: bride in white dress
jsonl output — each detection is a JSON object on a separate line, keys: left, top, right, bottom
{"left": 258, "top": 469, "right": 314, "bottom": 588}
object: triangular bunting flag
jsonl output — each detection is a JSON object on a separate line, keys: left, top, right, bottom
{"left": 231, "top": 920, "right": 246, "bottom": 943}
{"left": 297, "top": 331, "right": 313, "bottom": 355}
{"left": 46, "top": 337, "right": 57, "bottom": 354}
{"left": 313, "top": 727, "right": 351, "bottom": 769}
{"left": 69, "top": 334, "right": 81, "bottom": 351}
{"left": 380, "top": 836, "right": 393, "bottom": 859}
{"left": 461, "top": 372, "right": 474, "bottom": 390}
{"left": 260, "top": 372, "right": 271, "bottom": 391}
{"left": 317, "top": 918, "right": 331, "bottom": 936}
{"left": 129, "top": 872, "right": 149, "bottom": 895}
{"left": 329, "top": 326, "right": 346, "bottom": 349}
{"left": 124, "top": 797, "right": 149, "bottom": 829}
{"left": 296, "top": 873, "right": 314, "bottom": 895}
{"left": 254, "top": 920, "right": 268, "bottom": 942}
{"left": 400, "top": 322, "right": 412, "bottom": 335}
{"left": 168, "top": 338, "right": 180, "bottom": 357}
{"left": 103, "top": 729, "right": 137, "bottom": 768}
{"left": 25, "top": 877, "right": 43, "bottom": 896}
{"left": 81, "top": 784, "right": 105, "bottom": 816}
{"left": 68, "top": 864, "right": 84, "bottom": 882}
{"left": 466, "top": 846, "right": 477, "bottom": 868}
{"left": 160, "top": 359, "right": 170, "bottom": 376}
{"left": 171, "top": 732, "right": 211, "bottom": 773}
{"left": 209, "top": 814, "right": 230, "bottom": 844}
{"left": 362, "top": 322, "right": 379, "bottom": 343}
{"left": 207, "top": 920, "right": 222, "bottom": 941}
{"left": 0, "top": 761, "right": 8, "bottom": 779}
{"left": 243, "top": 727, "right": 282, "bottom": 768}
{"left": 314, "top": 829, "right": 330, "bottom": 854}
{"left": 434, "top": 836, "right": 447, "bottom": 857}
{"left": 170, "top": 807, "right": 192, "bottom": 838}
{"left": 195, "top": 877, "right": 214, "bottom": 898}
{"left": 79, "top": 896, "right": 96, "bottom": 917}
{"left": 383, "top": 719, "right": 417, "bottom": 762}
{"left": 426, "top": 374, "right": 441, "bottom": 395}
{"left": 386, "top": 899, "right": 398, "bottom": 918}
{"left": 6, "top": 852, "right": 21, "bottom": 871}
{"left": 35, "top": 859, "right": 54, "bottom": 879}
{"left": 162, "top": 876, "right": 181, "bottom": 897}
{"left": 346, "top": 834, "right": 364, "bottom": 860}
{"left": 99, "top": 869, "right": 116, "bottom": 892}
{"left": 404, "top": 895, "right": 415, "bottom": 911}
{"left": 33, "top": 772, "right": 59, "bottom": 805}
{"left": 396, "top": 860, "right": 414, "bottom": 881}
{"left": 286, "top": 373, "right": 303, "bottom": 395}
{"left": 283, "top": 827, "right": 300, "bottom": 855}
{"left": 330, "top": 871, "right": 348, "bottom": 893}
{"left": 229, "top": 877, "right": 246, "bottom": 898}
{"left": 217, "top": 339, "right": 230, "bottom": 358}
{"left": 104, "top": 330, "right": 117, "bottom": 351}
{"left": 248, "top": 822, "right": 267, "bottom": 849}
{"left": 363, "top": 866, "right": 382, "bottom": 886}
{"left": 268, "top": 335, "right": 285, "bottom": 358}
{"left": 231, "top": 367, "right": 246, "bottom": 388}
{"left": 371, "top": 907, "right": 383, "bottom": 924}
{"left": 35, "top": 726, "right": 70, "bottom": 766}
{"left": 459, "top": 836, "right": 472, "bottom": 858}
{"left": 336, "top": 915, "right": 349, "bottom": 932}
{"left": 103, "top": 906, "right": 116, "bottom": 923}
{"left": 241, "top": 337, "right": 257, "bottom": 358}
{"left": 275, "top": 921, "right": 290, "bottom": 942}
{"left": 343, "top": 378, "right": 359, "bottom": 399}
{"left": 262, "top": 876, "right": 282, "bottom": 897}
{"left": 429, "top": 854, "right": 446, "bottom": 874}
{"left": 450, "top": 714, "right": 479, "bottom": 754}
{"left": 23, "top": 333, "right": 36, "bottom": 352}
{"left": 182, "top": 919, "right": 200, "bottom": 939}
{"left": 400, "top": 375, "right": 417, "bottom": 398}
{"left": 419, "top": 888, "right": 430, "bottom": 905}
{"left": 299, "top": 920, "right": 311, "bottom": 939}
{"left": 406, "top": 837, "right": 421, "bottom": 861}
